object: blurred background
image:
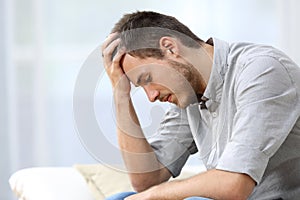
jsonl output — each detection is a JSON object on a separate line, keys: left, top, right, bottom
{"left": 1, "top": 0, "right": 300, "bottom": 199}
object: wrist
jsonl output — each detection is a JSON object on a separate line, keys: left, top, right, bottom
{"left": 113, "top": 90, "right": 131, "bottom": 101}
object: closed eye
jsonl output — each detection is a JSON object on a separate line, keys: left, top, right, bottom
{"left": 145, "top": 74, "right": 152, "bottom": 83}
{"left": 136, "top": 73, "right": 152, "bottom": 86}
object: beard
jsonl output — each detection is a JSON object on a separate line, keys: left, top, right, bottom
{"left": 166, "top": 59, "right": 206, "bottom": 108}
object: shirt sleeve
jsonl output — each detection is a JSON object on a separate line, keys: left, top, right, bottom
{"left": 216, "top": 56, "right": 299, "bottom": 183}
{"left": 148, "top": 105, "right": 197, "bottom": 177}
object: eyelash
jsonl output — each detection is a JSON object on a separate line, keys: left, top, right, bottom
{"left": 135, "top": 74, "right": 152, "bottom": 87}
{"left": 145, "top": 75, "right": 152, "bottom": 83}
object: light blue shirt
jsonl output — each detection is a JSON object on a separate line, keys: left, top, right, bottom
{"left": 149, "top": 38, "right": 300, "bottom": 199}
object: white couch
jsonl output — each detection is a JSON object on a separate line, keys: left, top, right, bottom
{"left": 9, "top": 165, "right": 203, "bottom": 200}
{"left": 9, "top": 167, "right": 96, "bottom": 200}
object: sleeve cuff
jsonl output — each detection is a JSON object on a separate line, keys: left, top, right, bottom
{"left": 151, "top": 139, "right": 191, "bottom": 178}
{"left": 216, "top": 141, "right": 269, "bottom": 183}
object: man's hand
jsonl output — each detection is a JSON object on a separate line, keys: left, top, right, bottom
{"left": 101, "top": 33, "right": 130, "bottom": 94}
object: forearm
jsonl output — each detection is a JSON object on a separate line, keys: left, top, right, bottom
{"left": 114, "top": 94, "right": 171, "bottom": 190}
{"left": 128, "top": 169, "right": 255, "bottom": 200}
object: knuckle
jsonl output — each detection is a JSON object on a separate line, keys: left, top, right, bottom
{"left": 100, "top": 43, "right": 107, "bottom": 52}
{"left": 112, "top": 59, "right": 119, "bottom": 65}
{"left": 102, "top": 49, "right": 108, "bottom": 57}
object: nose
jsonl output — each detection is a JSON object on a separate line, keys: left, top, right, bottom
{"left": 143, "top": 85, "right": 159, "bottom": 102}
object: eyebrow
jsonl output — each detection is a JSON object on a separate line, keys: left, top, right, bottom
{"left": 136, "top": 73, "right": 145, "bottom": 86}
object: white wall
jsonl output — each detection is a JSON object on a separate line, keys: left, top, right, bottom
{"left": 278, "top": 0, "right": 300, "bottom": 65}
{"left": 0, "top": 0, "right": 12, "bottom": 198}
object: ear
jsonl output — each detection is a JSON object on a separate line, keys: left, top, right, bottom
{"left": 159, "top": 36, "right": 180, "bottom": 58}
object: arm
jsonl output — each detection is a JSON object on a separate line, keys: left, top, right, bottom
{"left": 101, "top": 33, "right": 171, "bottom": 191}
{"left": 126, "top": 169, "right": 255, "bottom": 200}
{"left": 115, "top": 95, "right": 172, "bottom": 191}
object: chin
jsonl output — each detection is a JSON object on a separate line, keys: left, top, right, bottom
{"left": 177, "top": 104, "right": 187, "bottom": 109}
{"left": 179, "top": 103, "right": 191, "bottom": 109}
{"left": 175, "top": 100, "right": 190, "bottom": 109}
{"left": 176, "top": 96, "right": 197, "bottom": 109}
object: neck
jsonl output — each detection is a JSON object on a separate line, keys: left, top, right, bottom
{"left": 195, "top": 43, "right": 213, "bottom": 85}
{"left": 181, "top": 43, "right": 214, "bottom": 92}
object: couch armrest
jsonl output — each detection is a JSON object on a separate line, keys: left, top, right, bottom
{"left": 9, "top": 167, "right": 97, "bottom": 200}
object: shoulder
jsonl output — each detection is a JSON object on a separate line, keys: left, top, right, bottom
{"left": 228, "top": 42, "right": 289, "bottom": 68}
{"left": 228, "top": 42, "right": 299, "bottom": 89}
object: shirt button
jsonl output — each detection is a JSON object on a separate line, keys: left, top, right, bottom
{"left": 212, "top": 112, "right": 218, "bottom": 118}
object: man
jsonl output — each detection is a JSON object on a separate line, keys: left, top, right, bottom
{"left": 101, "top": 11, "right": 300, "bottom": 200}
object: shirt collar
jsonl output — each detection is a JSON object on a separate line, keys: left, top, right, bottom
{"left": 203, "top": 38, "right": 230, "bottom": 111}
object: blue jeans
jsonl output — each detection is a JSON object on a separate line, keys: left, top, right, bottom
{"left": 105, "top": 192, "right": 212, "bottom": 200}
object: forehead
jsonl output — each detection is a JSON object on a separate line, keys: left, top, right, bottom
{"left": 122, "top": 54, "right": 164, "bottom": 73}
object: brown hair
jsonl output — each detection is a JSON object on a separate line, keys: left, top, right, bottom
{"left": 111, "top": 11, "right": 204, "bottom": 59}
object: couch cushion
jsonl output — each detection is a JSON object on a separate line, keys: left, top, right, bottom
{"left": 74, "top": 164, "right": 133, "bottom": 199}
{"left": 9, "top": 167, "right": 96, "bottom": 200}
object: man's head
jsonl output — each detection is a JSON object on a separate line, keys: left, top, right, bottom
{"left": 111, "top": 11, "right": 204, "bottom": 59}
{"left": 111, "top": 11, "right": 213, "bottom": 108}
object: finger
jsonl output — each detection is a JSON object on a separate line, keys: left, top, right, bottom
{"left": 114, "top": 46, "right": 126, "bottom": 60}
{"left": 103, "top": 38, "right": 122, "bottom": 64}
{"left": 111, "top": 46, "right": 126, "bottom": 69}
{"left": 101, "top": 32, "right": 120, "bottom": 52}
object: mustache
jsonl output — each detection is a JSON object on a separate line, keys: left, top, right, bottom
{"left": 158, "top": 94, "right": 171, "bottom": 102}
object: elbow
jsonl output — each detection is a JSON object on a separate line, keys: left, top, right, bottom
{"left": 130, "top": 175, "right": 160, "bottom": 192}
{"left": 131, "top": 179, "right": 153, "bottom": 192}
{"left": 132, "top": 184, "right": 149, "bottom": 193}
{"left": 129, "top": 167, "right": 171, "bottom": 192}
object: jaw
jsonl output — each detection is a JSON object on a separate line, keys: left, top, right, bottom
{"left": 168, "top": 91, "right": 198, "bottom": 109}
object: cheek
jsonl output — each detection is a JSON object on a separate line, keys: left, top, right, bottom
{"left": 152, "top": 74, "right": 193, "bottom": 94}
{"left": 150, "top": 65, "right": 195, "bottom": 93}
{"left": 178, "top": 68, "right": 192, "bottom": 82}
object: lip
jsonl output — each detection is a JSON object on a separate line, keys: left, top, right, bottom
{"left": 161, "top": 94, "right": 171, "bottom": 102}
{"left": 167, "top": 95, "right": 172, "bottom": 103}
